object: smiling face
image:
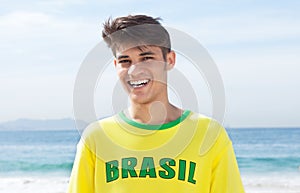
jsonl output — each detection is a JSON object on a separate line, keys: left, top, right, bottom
{"left": 114, "top": 46, "right": 175, "bottom": 105}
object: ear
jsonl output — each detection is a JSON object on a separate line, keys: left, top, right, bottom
{"left": 165, "top": 51, "right": 176, "bottom": 70}
{"left": 113, "top": 59, "right": 117, "bottom": 67}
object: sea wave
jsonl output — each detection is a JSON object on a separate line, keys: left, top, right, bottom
{"left": 237, "top": 156, "right": 300, "bottom": 173}
{"left": 0, "top": 160, "right": 73, "bottom": 173}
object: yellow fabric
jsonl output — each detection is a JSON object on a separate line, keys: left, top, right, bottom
{"left": 67, "top": 111, "right": 245, "bottom": 193}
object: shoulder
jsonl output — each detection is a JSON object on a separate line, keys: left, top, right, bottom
{"left": 84, "top": 115, "right": 116, "bottom": 132}
{"left": 187, "top": 111, "right": 230, "bottom": 156}
{"left": 80, "top": 115, "right": 116, "bottom": 147}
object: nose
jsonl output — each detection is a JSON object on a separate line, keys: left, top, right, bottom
{"left": 127, "top": 63, "right": 145, "bottom": 77}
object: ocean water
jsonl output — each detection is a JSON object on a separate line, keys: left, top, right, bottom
{"left": 0, "top": 130, "right": 80, "bottom": 177}
{"left": 0, "top": 128, "right": 299, "bottom": 177}
{"left": 227, "top": 128, "right": 300, "bottom": 175}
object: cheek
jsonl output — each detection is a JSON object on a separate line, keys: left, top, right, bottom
{"left": 152, "top": 69, "right": 167, "bottom": 86}
{"left": 147, "top": 62, "right": 165, "bottom": 73}
{"left": 117, "top": 68, "right": 128, "bottom": 79}
{"left": 151, "top": 66, "right": 166, "bottom": 77}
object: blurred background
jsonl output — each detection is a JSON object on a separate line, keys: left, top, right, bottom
{"left": 1, "top": 0, "right": 299, "bottom": 127}
{"left": 0, "top": 0, "right": 299, "bottom": 192}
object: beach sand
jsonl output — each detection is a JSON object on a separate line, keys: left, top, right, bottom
{"left": 0, "top": 176, "right": 69, "bottom": 193}
{"left": 242, "top": 174, "right": 300, "bottom": 193}
{"left": 1, "top": 174, "right": 300, "bottom": 193}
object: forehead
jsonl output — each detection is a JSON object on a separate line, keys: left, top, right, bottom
{"left": 115, "top": 46, "right": 162, "bottom": 57}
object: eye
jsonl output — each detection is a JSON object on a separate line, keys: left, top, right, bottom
{"left": 142, "top": 56, "right": 154, "bottom": 61}
{"left": 118, "top": 60, "right": 131, "bottom": 68}
{"left": 119, "top": 59, "right": 131, "bottom": 63}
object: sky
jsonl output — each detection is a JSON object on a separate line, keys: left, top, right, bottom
{"left": 0, "top": 0, "right": 299, "bottom": 127}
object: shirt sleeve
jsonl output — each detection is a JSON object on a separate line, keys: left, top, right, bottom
{"left": 67, "top": 139, "right": 96, "bottom": 193}
{"left": 210, "top": 131, "right": 245, "bottom": 193}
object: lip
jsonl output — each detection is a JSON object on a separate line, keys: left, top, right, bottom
{"left": 127, "top": 79, "right": 151, "bottom": 89}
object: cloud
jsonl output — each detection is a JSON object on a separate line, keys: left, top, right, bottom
{"left": 36, "top": 0, "right": 86, "bottom": 7}
{"left": 172, "top": 9, "right": 300, "bottom": 45}
{"left": 0, "top": 73, "right": 75, "bottom": 122}
{"left": 0, "top": 11, "right": 51, "bottom": 27}
{"left": 0, "top": 11, "right": 96, "bottom": 39}
{"left": 0, "top": 11, "right": 99, "bottom": 73}
{"left": 1, "top": 3, "right": 299, "bottom": 126}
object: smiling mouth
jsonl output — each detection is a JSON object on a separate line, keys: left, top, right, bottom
{"left": 127, "top": 79, "right": 150, "bottom": 88}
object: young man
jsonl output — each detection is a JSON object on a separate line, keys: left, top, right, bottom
{"left": 67, "top": 15, "right": 245, "bottom": 193}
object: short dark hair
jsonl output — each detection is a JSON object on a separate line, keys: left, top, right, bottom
{"left": 102, "top": 15, "right": 171, "bottom": 59}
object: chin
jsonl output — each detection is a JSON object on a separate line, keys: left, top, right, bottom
{"left": 130, "top": 94, "right": 152, "bottom": 105}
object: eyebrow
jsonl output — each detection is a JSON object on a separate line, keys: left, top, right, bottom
{"left": 117, "top": 51, "right": 155, "bottom": 60}
{"left": 117, "top": 55, "right": 129, "bottom": 60}
{"left": 139, "top": 51, "right": 155, "bottom": 56}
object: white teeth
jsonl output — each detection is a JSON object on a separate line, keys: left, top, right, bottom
{"left": 128, "top": 79, "right": 150, "bottom": 88}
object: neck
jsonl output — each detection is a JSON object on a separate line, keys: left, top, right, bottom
{"left": 126, "top": 100, "right": 183, "bottom": 125}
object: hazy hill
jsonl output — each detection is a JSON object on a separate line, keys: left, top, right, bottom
{"left": 0, "top": 118, "right": 88, "bottom": 131}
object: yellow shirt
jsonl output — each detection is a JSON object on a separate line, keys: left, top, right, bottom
{"left": 67, "top": 110, "right": 245, "bottom": 193}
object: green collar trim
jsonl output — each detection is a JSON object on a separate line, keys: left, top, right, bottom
{"left": 118, "top": 110, "right": 191, "bottom": 130}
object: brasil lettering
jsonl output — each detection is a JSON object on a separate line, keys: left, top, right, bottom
{"left": 105, "top": 157, "right": 197, "bottom": 184}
